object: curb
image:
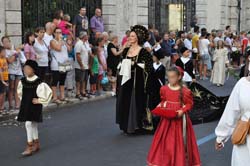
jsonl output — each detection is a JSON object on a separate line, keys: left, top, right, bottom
{"left": 0, "top": 92, "right": 114, "bottom": 122}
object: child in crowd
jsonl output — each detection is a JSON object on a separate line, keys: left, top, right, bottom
{"left": 176, "top": 47, "right": 196, "bottom": 87}
{"left": 65, "top": 35, "right": 75, "bottom": 98}
{"left": 210, "top": 40, "right": 229, "bottom": 87}
{"left": 0, "top": 46, "right": 9, "bottom": 114}
{"left": 150, "top": 48, "right": 166, "bottom": 130}
{"left": 2, "top": 36, "right": 25, "bottom": 112}
{"left": 97, "top": 37, "right": 107, "bottom": 93}
{"left": 17, "top": 60, "right": 52, "bottom": 156}
{"left": 89, "top": 47, "right": 99, "bottom": 95}
{"left": 107, "top": 68, "right": 117, "bottom": 96}
{"left": 147, "top": 66, "right": 201, "bottom": 166}
{"left": 150, "top": 48, "right": 166, "bottom": 109}
{"left": 58, "top": 14, "right": 73, "bottom": 40}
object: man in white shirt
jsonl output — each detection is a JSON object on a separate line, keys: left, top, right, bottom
{"left": 224, "top": 32, "right": 232, "bottom": 53}
{"left": 184, "top": 32, "right": 193, "bottom": 58}
{"left": 43, "top": 22, "right": 56, "bottom": 48}
{"left": 74, "top": 31, "right": 90, "bottom": 100}
{"left": 214, "top": 30, "right": 223, "bottom": 47}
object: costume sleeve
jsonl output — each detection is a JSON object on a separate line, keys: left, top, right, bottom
{"left": 151, "top": 86, "right": 178, "bottom": 119}
{"left": 17, "top": 80, "right": 23, "bottom": 100}
{"left": 36, "top": 82, "right": 52, "bottom": 107}
{"left": 215, "top": 79, "right": 241, "bottom": 143}
{"left": 139, "top": 49, "right": 153, "bottom": 93}
{"left": 175, "top": 58, "right": 182, "bottom": 67}
{"left": 186, "top": 62, "right": 195, "bottom": 79}
{"left": 180, "top": 88, "right": 194, "bottom": 113}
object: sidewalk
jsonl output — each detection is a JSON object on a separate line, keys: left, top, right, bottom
{"left": 0, "top": 91, "right": 114, "bottom": 122}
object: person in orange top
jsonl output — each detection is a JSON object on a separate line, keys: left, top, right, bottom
{"left": 0, "top": 46, "right": 9, "bottom": 113}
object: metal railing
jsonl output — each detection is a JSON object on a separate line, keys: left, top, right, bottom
{"left": 21, "top": 0, "right": 101, "bottom": 39}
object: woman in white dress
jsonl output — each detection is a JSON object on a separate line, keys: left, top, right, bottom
{"left": 215, "top": 74, "right": 250, "bottom": 166}
{"left": 210, "top": 40, "right": 229, "bottom": 86}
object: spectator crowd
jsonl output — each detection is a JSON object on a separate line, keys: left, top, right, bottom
{"left": 0, "top": 6, "right": 249, "bottom": 115}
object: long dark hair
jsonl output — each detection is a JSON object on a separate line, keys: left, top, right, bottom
{"left": 25, "top": 32, "right": 35, "bottom": 45}
{"left": 53, "top": 10, "right": 63, "bottom": 20}
{"left": 168, "top": 67, "right": 184, "bottom": 105}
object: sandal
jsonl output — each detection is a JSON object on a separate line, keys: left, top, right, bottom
{"left": 0, "top": 109, "right": 8, "bottom": 115}
{"left": 60, "top": 98, "right": 69, "bottom": 104}
{"left": 75, "top": 94, "right": 83, "bottom": 100}
{"left": 52, "top": 99, "right": 63, "bottom": 105}
{"left": 81, "top": 93, "right": 90, "bottom": 98}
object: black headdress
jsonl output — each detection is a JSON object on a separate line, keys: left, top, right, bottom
{"left": 130, "top": 25, "right": 149, "bottom": 45}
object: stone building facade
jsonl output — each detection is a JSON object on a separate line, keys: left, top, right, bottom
{"left": 1, "top": 0, "right": 250, "bottom": 47}
{"left": 196, "top": 0, "right": 250, "bottom": 32}
{"left": 102, "top": 0, "right": 148, "bottom": 40}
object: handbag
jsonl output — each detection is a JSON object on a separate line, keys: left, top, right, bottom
{"left": 51, "top": 52, "right": 72, "bottom": 73}
{"left": 58, "top": 61, "right": 73, "bottom": 73}
{"left": 231, "top": 119, "right": 250, "bottom": 145}
{"left": 101, "top": 72, "right": 109, "bottom": 85}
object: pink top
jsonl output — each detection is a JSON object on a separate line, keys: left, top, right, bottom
{"left": 122, "top": 36, "right": 128, "bottom": 46}
{"left": 98, "top": 49, "right": 107, "bottom": 75}
{"left": 58, "top": 20, "right": 70, "bottom": 35}
{"left": 24, "top": 43, "right": 36, "bottom": 60}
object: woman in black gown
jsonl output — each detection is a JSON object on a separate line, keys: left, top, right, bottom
{"left": 116, "top": 25, "right": 153, "bottom": 134}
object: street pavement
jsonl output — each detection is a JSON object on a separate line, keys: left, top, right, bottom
{"left": 0, "top": 77, "right": 238, "bottom": 166}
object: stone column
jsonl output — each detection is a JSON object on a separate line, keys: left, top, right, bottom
{"left": 0, "top": 0, "right": 22, "bottom": 46}
{"left": 241, "top": 0, "right": 250, "bottom": 31}
{"left": 102, "top": 0, "right": 148, "bottom": 41}
{"left": 0, "top": 0, "right": 6, "bottom": 43}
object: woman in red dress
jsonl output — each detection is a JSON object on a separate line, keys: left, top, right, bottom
{"left": 147, "top": 66, "right": 201, "bottom": 166}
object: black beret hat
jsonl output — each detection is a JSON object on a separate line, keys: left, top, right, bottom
{"left": 24, "top": 60, "right": 38, "bottom": 72}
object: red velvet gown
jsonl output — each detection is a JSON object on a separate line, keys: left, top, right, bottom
{"left": 147, "top": 85, "right": 201, "bottom": 166}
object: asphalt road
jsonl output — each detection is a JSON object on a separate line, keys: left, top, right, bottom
{"left": 0, "top": 97, "right": 233, "bottom": 166}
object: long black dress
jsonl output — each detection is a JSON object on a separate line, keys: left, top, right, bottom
{"left": 17, "top": 78, "right": 43, "bottom": 122}
{"left": 116, "top": 47, "right": 153, "bottom": 133}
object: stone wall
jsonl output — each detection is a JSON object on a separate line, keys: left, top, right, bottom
{"left": 102, "top": 0, "right": 148, "bottom": 41}
{"left": 196, "top": 0, "right": 250, "bottom": 32}
{"left": 241, "top": 0, "right": 250, "bottom": 31}
{"left": 0, "top": 0, "right": 22, "bottom": 46}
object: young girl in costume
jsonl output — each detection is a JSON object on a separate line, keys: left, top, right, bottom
{"left": 147, "top": 66, "right": 201, "bottom": 166}
{"left": 17, "top": 60, "right": 52, "bottom": 156}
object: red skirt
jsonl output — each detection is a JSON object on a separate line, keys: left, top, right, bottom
{"left": 147, "top": 116, "right": 201, "bottom": 166}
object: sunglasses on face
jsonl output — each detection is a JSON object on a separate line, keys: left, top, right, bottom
{"left": 55, "top": 32, "right": 62, "bottom": 34}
